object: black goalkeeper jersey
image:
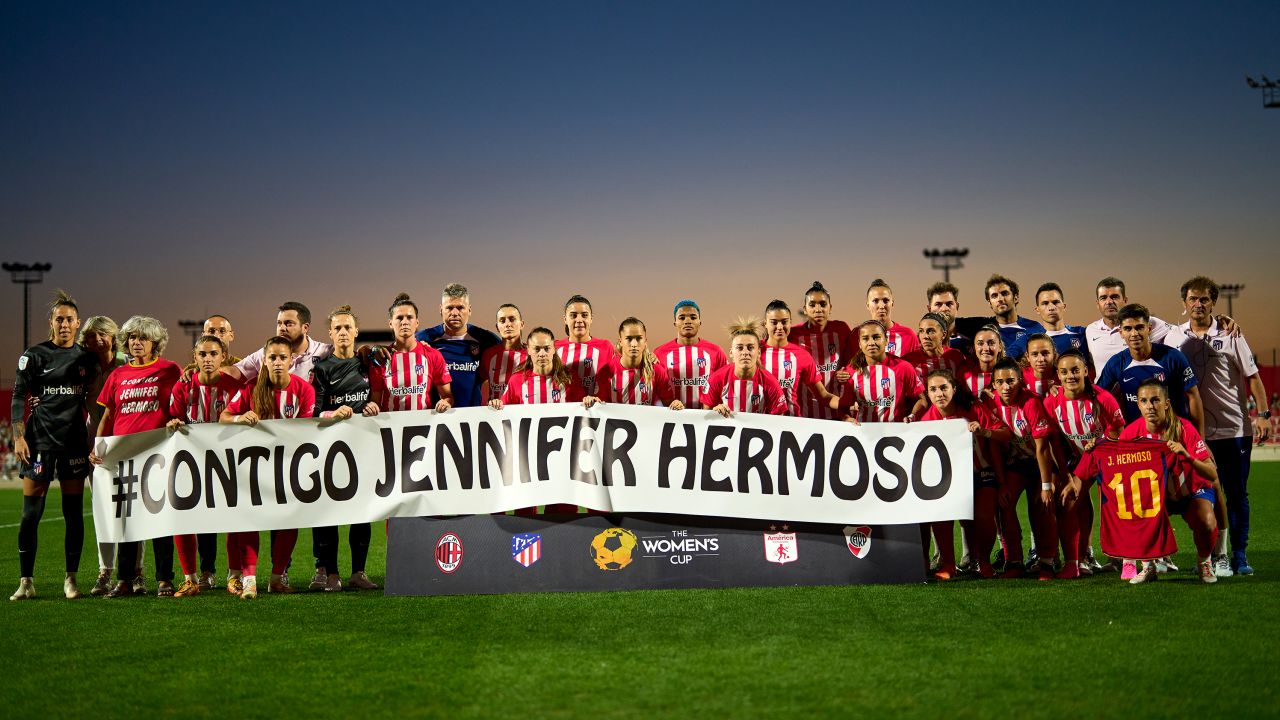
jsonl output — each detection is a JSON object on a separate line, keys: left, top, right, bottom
{"left": 12, "top": 341, "right": 99, "bottom": 451}
{"left": 311, "top": 355, "right": 372, "bottom": 413}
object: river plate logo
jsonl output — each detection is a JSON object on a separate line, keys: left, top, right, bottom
{"left": 590, "top": 528, "right": 638, "bottom": 570}
{"left": 844, "top": 526, "right": 872, "bottom": 559}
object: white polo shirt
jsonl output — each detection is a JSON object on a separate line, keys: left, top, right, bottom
{"left": 1168, "top": 319, "right": 1258, "bottom": 441}
{"left": 235, "top": 337, "right": 333, "bottom": 384}
{"left": 1085, "top": 315, "right": 1174, "bottom": 373}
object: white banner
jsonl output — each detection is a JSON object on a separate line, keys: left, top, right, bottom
{"left": 90, "top": 404, "right": 974, "bottom": 542}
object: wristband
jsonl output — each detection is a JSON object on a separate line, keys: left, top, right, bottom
{"left": 1041, "top": 482, "right": 1053, "bottom": 492}
{"left": 1261, "top": 410, "right": 1272, "bottom": 420}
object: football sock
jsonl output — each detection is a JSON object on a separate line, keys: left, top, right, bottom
{"left": 62, "top": 492, "right": 83, "bottom": 573}
{"left": 18, "top": 494, "right": 47, "bottom": 577}
{"left": 351, "top": 522, "right": 371, "bottom": 574}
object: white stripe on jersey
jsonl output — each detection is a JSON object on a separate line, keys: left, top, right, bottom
{"left": 558, "top": 343, "right": 603, "bottom": 395}
{"left": 276, "top": 390, "right": 302, "bottom": 418}
{"left": 521, "top": 375, "right": 567, "bottom": 404}
{"left": 761, "top": 347, "right": 800, "bottom": 415}
{"left": 486, "top": 349, "right": 525, "bottom": 402}
{"left": 853, "top": 364, "right": 897, "bottom": 423}
{"left": 723, "top": 378, "right": 766, "bottom": 413}
{"left": 1052, "top": 396, "right": 1103, "bottom": 453}
{"left": 610, "top": 368, "right": 658, "bottom": 406}
{"left": 184, "top": 383, "right": 235, "bottom": 423}
{"left": 793, "top": 331, "right": 842, "bottom": 419}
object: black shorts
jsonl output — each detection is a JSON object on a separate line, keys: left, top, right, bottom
{"left": 21, "top": 449, "right": 90, "bottom": 484}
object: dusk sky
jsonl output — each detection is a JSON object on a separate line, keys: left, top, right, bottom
{"left": 2, "top": 2, "right": 1278, "bottom": 384}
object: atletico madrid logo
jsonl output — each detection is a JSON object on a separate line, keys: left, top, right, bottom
{"left": 284, "top": 404, "right": 296, "bottom": 416}
{"left": 512, "top": 533, "right": 542, "bottom": 568}
{"left": 434, "top": 532, "right": 464, "bottom": 573}
{"left": 415, "top": 364, "right": 425, "bottom": 375}
{"left": 783, "top": 360, "right": 792, "bottom": 370}
{"left": 843, "top": 525, "right": 872, "bottom": 559}
{"left": 881, "top": 377, "right": 890, "bottom": 392}
{"left": 696, "top": 357, "right": 706, "bottom": 368}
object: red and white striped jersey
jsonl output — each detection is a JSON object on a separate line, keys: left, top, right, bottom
{"left": 885, "top": 321, "right": 923, "bottom": 358}
{"left": 170, "top": 374, "right": 244, "bottom": 424}
{"left": 838, "top": 356, "right": 924, "bottom": 423}
{"left": 555, "top": 338, "right": 616, "bottom": 398}
{"left": 654, "top": 339, "right": 728, "bottom": 409}
{"left": 789, "top": 320, "right": 851, "bottom": 420}
{"left": 500, "top": 371, "right": 583, "bottom": 405}
{"left": 919, "top": 403, "right": 1003, "bottom": 469}
{"left": 596, "top": 358, "right": 675, "bottom": 406}
{"left": 1022, "top": 366, "right": 1059, "bottom": 398}
{"left": 1043, "top": 388, "right": 1125, "bottom": 455}
{"left": 991, "top": 388, "right": 1054, "bottom": 460}
{"left": 902, "top": 348, "right": 967, "bottom": 383}
{"left": 372, "top": 343, "right": 452, "bottom": 412}
{"left": 700, "top": 364, "right": 786, "bottom": 415}
{"left": 760, "top": 344, "right": 819, "bottom": 417}
{"left": 959, "top": 363, "right": 994, "bottom": 398}
{"left": 226, "top": 374, "right": 316, "bottom": 419}
{"left": 480, "top": 345, "right": 527, "bottom": 403}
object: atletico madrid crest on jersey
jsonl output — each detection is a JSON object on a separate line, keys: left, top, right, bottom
{"left": 887, "top": 340, "right": 898, "bottom": 353}
{"left": 434, "top": 533, "right": 464, "bottom": 573}
{"left": 880, "top": 377, "right": 890, "bottom": 393}
{"left": 511, "top": 533, "right": 542, "bottom": 568}
{"left": 783, "top": 359, "right": 792, "bottom": 370}
{"left": 1071, "top": 338, "right": 1081, "bottom": 349}
{"left": 696, "top": 357, "right": 706, "bottom": 368}
{"left": 284, "top": 403, "right": 296, "bottom": 416}
{"left": 415, "top": 363, "right": 424, "bottom": 375}
{"left": 551, "top": 388, "right": 562, "bottom": 402}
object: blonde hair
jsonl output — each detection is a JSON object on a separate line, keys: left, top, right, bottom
{"left": 118, "top": 315, "right": 169, "bottom": 357}
{"left": 79, "top": 315, "right": 119, "bottom": 353}
{"left": 727, "top": 316, "right": 764, "bottom": 341}
{"left": 328, "top": 304, "right": 359, "bottom": 327}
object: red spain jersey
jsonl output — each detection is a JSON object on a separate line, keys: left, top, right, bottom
{"left": 838, "top": 356, "right": 923, "bottom": 423}
{"left": 700, "top": 365, "right": 786, "bottom": 415}
{"left": 1022, "top": 366, "right": 1059, "bottom": 397}
{"left": 902, "top": 348, "right": 967, "bottom": 383}
{"left": 655, "top": 339, "right": 728, "bottom": 409}
{"left": 97, "top": 359, "right": 182, "bottom": 436}
{"left": 1043, "top": 389, "right": 1125, "bottom": 456}
{"left": 920, "top": 403, "right": 1003, "bottom": 469}
{"left": 1119, "top": 417, "right": 1212, "bottom": 492}
{"left": 596, "top": 358, "right": 675, "bottom": 406}
{"left": 991, "top": 388, "right": 1054, "bottom": 460}
{"left": 372, "top": 343, "right": 452, "bottom": 412}
{"left": 555, "top": 338, "right": 616, "bottom": 399}
{"left": 760, "top": 344, "right": 818, "bottom": 417}
{"left": 885, "top": 321, "right": 922, "bottom": 358}
{"left": 226, "top": 375, "right": 316, "bottom": 419}
{"left": 789, "top": 320, "right": 852, "bottom": 420}
{"left": 1074, "top": 439, "right": 1182, "bottom": 559}
{"left": 170, "top": 373, "right": 244, "bottom": 424}
{"left": 500, "top": 371, "right": 584, "bottom": 405}
{"left": 480, "top": 345, "right": 527, "bottom": 403}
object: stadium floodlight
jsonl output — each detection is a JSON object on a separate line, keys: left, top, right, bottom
{"left": 178, "top": 319, "right": 205, "bottom": 347}
{"left": 3, "top": 261, "right": 53, "bottom": 350}
{"left": 1218, "top": 283, "right": 1244, "bottom": 318}
{"left": 922, "top": 248, "right": 969, "bottom": 283}
{"left": 1248, "top": 74, "right": 1280, "bottom": 107}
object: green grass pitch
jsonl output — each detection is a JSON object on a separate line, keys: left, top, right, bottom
{"left": 2, "top": 467, "right": 1277, "bottom": 719}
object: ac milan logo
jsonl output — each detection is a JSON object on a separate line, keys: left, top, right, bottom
{"left": 434, "top": 533, "right": 464, "bottom": 573}
{"left": 511, "top": 533, "right": 541, "bottom": 568}
{"left": 843, "top": 525, "right": 872, "bottom": 559}
{"left": 763, "top": 525, "right": 798, "bottom": 565}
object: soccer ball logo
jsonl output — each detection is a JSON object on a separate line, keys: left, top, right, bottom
{"left": 590, "top": 528, "right": 637, "bottom": 571}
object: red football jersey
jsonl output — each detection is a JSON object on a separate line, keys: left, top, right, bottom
{"left": 596, "top": 358, "right": 676, "bottom": 406}
{"left": 1074, "top": 439, "right": 1182, "bottom": 560}
{"left": 959, "top": 362, "right": 994, "bottom": 399}
{"left": 226, "top": 375, "right": 316, "bottom": 419}
{"left": 1022, "top": 366, "right": 1059, "bottom": 398}
{"left": 838, "top": 356, "right": 924, "bottom": 423}
{"left": 1043, "top": 389, "right": 1125, "bottom": 455}
{"left": 555, "top": 338, "right": 616, "bottom": 399}
{"left": 991, "top": 388, "right": 1055, "bottom": 460}
{"left": 760, "top": 344, "right": 819, "bottom": 417}
{"left": 1119, "top": 417, "right": 1212, "bottom": 492}
{"left": 789, "top": 320, "right": 852, "bottom": 420}
{"left": 884, "top": 321, "right": 923, "bottom": 358}
{"left": 655, "top": 339, "right": 728, "bottom": 410}
{"left": 902, "top": 348, "right": 967, "bottom": 383}
{"left": 700, "top": 364, "right": 786, "bottom": 415}
{"left": 97, "top": 359, "right": 182, "bottom": 436}
{"left": 920, "top": 403, "right": 1003, "bottom": 469}
{"left": 480, "top": 345, "right": 527, "bottom": 403}
{"left": 170, "top": 373, "right": 244, "bottom": 424}
{"left": 500, "top": 371, "right": 584, "bottom": 405}
{"left": 372, "top": 343, "right": 452, "bottom": 412}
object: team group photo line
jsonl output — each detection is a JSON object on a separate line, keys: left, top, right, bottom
{"left": 8, "top": 270, "right": 1269, "bottom": 600}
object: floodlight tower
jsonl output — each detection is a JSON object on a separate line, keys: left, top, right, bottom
{"left": 178, "top": 319, "right": 205, "bottom": 347}
{"left": 3, "top": 262, "right": 52, "bottom": 350}
{"left": 922, "top": 248, "right": 969, "bottom": 283}
{"left": 1219, "top": 283, "right": 1244, "bottom": 318}
{"left": 1245, "top": 76, "right": 1280, "bottom": 108}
